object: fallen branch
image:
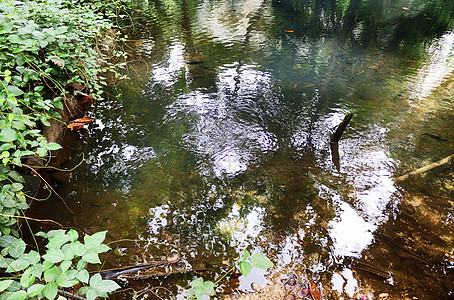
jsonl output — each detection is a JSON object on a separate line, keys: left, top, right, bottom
{"left": 393, "top": 153, "right": 454, "bottom": 183}
{"left": 330, "top": 113, "right": 354, "bottom": 143}
{"left": 97, "top": 253, "right": 180, "bottom": 279}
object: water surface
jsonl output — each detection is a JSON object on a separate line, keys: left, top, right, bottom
{"left": 29, "top": 0, "right": 454, "bottom": 298}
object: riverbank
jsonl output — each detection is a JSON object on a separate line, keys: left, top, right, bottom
{"left": 0, "top": 0, "right": 126, "bottom": 298}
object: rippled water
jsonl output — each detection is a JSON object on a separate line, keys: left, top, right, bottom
{"left": 28, "top": 0, "right": 454, "bottom": 299}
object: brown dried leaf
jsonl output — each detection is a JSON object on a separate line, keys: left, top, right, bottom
{"left": 309, "top": 281, "right": 321, "bottom": 300}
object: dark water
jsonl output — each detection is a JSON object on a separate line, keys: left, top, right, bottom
{"left": 28, "top": 0, "right": 454, "bottom": 299}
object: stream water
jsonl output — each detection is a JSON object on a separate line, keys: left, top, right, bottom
{"left": 28, "top": 0, "right": 454, "bottom": 299}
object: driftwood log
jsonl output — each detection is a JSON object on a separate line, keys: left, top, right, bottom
{"left": 393, "top": 153, "right": 454, "bottom": 183}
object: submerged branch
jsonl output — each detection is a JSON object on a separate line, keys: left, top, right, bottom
{"left": 393, "top": 153, "right": 454, "bottom": 183}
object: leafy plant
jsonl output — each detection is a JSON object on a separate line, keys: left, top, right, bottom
{"left": 0, "top": 229, "right": 120, "bottom": 299}
{"left": 186, "top": 250, "right": 274, "bottom": 299}
{"left": 0, "top": 0, "right": 127, "bottom": 298}
{"left": 238, "top": 249, "right": 274, "bottom": 278}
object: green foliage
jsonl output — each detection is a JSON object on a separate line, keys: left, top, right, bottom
{"left": 186, "top": 250, "right": 274, "bottom": 299}
{"left": 0, "top": 0, "right": 126, "bottom": 299}
{"left": 186, "top": 277, "right": 216, "bottom": 300}
{"left": 238, "top": 250, "right": 274, "bottom": 277}
{"left": 0, "top": 229, "right": 120, "bottom": 299}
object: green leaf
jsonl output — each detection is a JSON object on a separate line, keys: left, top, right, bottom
{"left": 0, "top": 280, "right": 14, "bottom": 292}
{"left": 5, "top": 290, "right": 27, "bottom": 300}
{"left": 0, "top": 235, "right": 17, "bottom": 247}
{"left": 47, "top": 234, "right": 70, "bottom": 249}
{"left": 20, "top": 268, "right": 34, "bottom": 289}
{"left": 47, "top": 142, "right": 62, "bottom": 151}
{"left": 82, "top": 251, "right": 100, "bottom": 264}
{"left": 9, "top": 238, "right": 26, "bottom": 258}
{"left": 26, "top": 283, "right": 45, "bottom": 297}
{"left": 67, "top": 229, "right": 78, "bottom": 242}
{"left": 30, "top": 264, "right": 43, "bottom": 279}
{"left": 76, "top": 259, "right": 86, "bottom": 271}
{"left": 89, "top": 273, "right": 102, "bottom": 287}
{"left": 56, "top": 271, "right": 79, "bottom": 288}
{"left": 84, "top": 231, "right": 106, "bottom": 250}
{"left": 44, "top": 265, "right": 58, "bottom": 282}
{"left": 26, "top": 251, "right": 40, "bottom": 265}
{"left": 6, "top": 86, "right": 24, "bottom": 96}
{"left": 86, "top": 288, "right": 98, "bottom": 300}
{"left": 43, "top": 249, "right": 64, "bottom": 264}
{"left": 42, "top": 282, "right": 57, "bottom": 300}
{"left": 7, "top": 170, "right": 24, "bottom": 183}
{"left": 69, "top": 241, "right": 86, "bottom": 256}
{"left": 239, "top": 261, "right": 251, "bottom": 277}
{"left": 94, "top": 279, "right": 120, "bottom": 294}
{"left": 0, "top": 128, "right": 18, "bottom": 142}
{"left": 60, "top": 260, "right": 72, "bottom": 272}
{"left": 249, "top": 254, "right": 274, "bottom": 269}
{"left": 242, "top": 250, "right": 251, "bottom": 261}
{"left": 76, "top": 269, "right": 89, "bottom": 283}
{"left": 8, "top": 256, "right": 30, "bottom": 272}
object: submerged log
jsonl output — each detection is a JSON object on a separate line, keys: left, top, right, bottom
{"left": 393, "top": 153, "right": 454, "bottom": 183}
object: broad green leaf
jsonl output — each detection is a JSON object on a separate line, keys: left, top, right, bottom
{"left": 0, "top": 280, "right": 13, "bottom": 292}
{"left": 89, "top": 273, "right": 102, "bottom": 287}
{"left": 95, "top": 279, "right": 120, "bottom": 293}
{"left": 0, "top": 235, "right": 17, "bottom": 247}
{"left": 26, "top": 251, "right": 40, "bottom": 265}
{"left": 43, "top": 265, "right": 58, "bottom": 282}
{"left": 76, "top": 259, "right": 86, "bottom": 271}
{"left": 249, "top": 254, "right": 274, "bottom": 269}
{"left": 86, "top": 288, "right": 98, "bottom": 300}
{"left": 8, "top": 256, "right": 30, "bottom": 272}
{"left": 9, "top": 238, "right": 26, "bottom": 258}
{"left": 69, "top": 241, "right": 87, "bottom": 256}
{"left": 77, "top": 269, "right": 89, "bottom": 283}
{"left": 7, "top": 34, "right": 22, "bottom": 44}
{"left": 6, "top": 86, "right": 23, "bottom": 96}
{"left": 239, "top": 261, "right": 251, "bottom": 277}
{"left": 82, "top": 251, "right": 100, "bottom": 264}
{"left": 56, "top": 271, "right": 78, "bottom": 288}
{"left": 190, "top": 277, "right": 203, "bottom": 288}
{"left": 47, "top": 234, "right": 69, "bottom": 249}
{"left": 26, "top": 283, "right": 45, "bottom": 297}
{"left": 6, "top": 170, "right": 24, "bottom": 183}
{"left": 84, "top": 231, "right": 106, "bottom": 250}
{"left": 67, "top": 229, "right": 78, "bottom": 242}
{"left": 47, "top": 142, "right": 62, "bottom": 150}
{"left": 0, "top": 128, "right": 18, "bottom": 142}
{"left": 42, "top": 282, "right": 58, "bottom": 300}
{"left": 5, "top": 290, "right": 27, "bottom": 300}
{"left": 43, "top": 249, "right": 64, "bottom": 263}
{"left": 60, "top": 260, "right": 72, "bottom": 272}
{"left": 30, "top": 264, "right": 43, "bottom": 279}
{"left": 46, "top": 229, "right": 66, "bottom": 239}
{"left": 95, "top": 244, "right": 110, "bottom": 254}
{"left": 20, "top": 268, "right": 34, "bottom": 289}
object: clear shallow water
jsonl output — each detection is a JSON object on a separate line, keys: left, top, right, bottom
{"left": 28, "top": 0, "right": 454, "bottom": 298}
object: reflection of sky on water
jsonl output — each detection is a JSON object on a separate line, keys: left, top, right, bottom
{"left": 412, "top": 31, "right": 454, "bottom": 101}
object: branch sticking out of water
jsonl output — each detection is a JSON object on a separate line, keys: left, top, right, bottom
{"left": 330, "top": 113, "right": 353, "bottom": 171}
{"left": 331, "top": 113, "right": 354, "bottom": 143}
{"left": 393, "top": 153, "right": 454, "bottom": 183}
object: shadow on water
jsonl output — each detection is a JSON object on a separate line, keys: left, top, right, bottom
{"left": 26, "top": 0, "right": 454, "bottom": 299}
